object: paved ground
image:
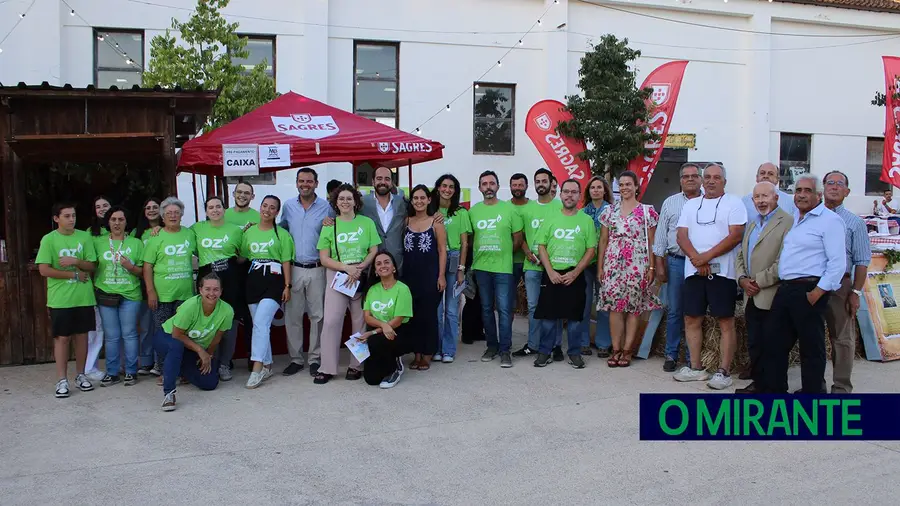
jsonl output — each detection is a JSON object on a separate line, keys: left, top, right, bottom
{"left": 2, "top": 316, "right": 900, "bottom": 505}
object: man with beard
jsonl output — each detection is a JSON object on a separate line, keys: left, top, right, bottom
{"left": 742, "top": 162, "right": 796, "bottom": 219}
{"left": 470, "top": 170, "right": 524, "bottom": 368}
{"left": 225, "top": 182, "right": 260, "bottom": 228}
{"left": 513, "top": 168, "right": 563, "bottom": 359}
{"left": 280, "top": 167, "right": 335, "bottom": 377}
{"left": 533, "top": 179, "right": 597, "bottom": 369}
{"left": 509, "top": 173, "right": 530, "bottom": 309}
{"left": 744, "top": 174, "right": 845, "bottom": 394}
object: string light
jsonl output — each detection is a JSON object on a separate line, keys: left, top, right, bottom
{"left": 497, "top": 60, "right": 502, "bottom": 66}
{"left": 97, "top": 34, "right": 105, "bottom": 41}
{"left": 446, "top": 104, "right": 451, "bottom": 111}
{"left": 518, "top": 39, "right": 523, "bottom": 45}
{"left": 415, "top": 128, "right": 421, "bottom": 135}
{"left": 70, "top": 9, "right": 75, "bottom": 16}
{"left": 537, "top": 19, "right": 542, "bottom": 26}
{"left": 474, "top": 84, "right": 479, "bottom": 89}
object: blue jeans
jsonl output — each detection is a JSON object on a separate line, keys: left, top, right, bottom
{"left": 539, "top": 318, "right": 586, "bottom": 356}
{"left": 249, "top": 299, "right": 281, "bottom": 365}
{"left": 138, "top": 301, "right": 155, "bottom": 367}
{"left": 437, "top": 250, "right": 461, "bottom": 357}
{"left": 153, "top": 330, "right": 219, "bottom": 395}
{"left": 475, "top": 270, "right": 514, "bottom": 353}
{"left": 524, "top": 270, "right": 561, "bottom": 350}
{"left": 665, "top": 255, "right": 690, "bottom": 362}
{"left": 98, "top": 299, "right": 141, "bottom": 375}
{"left": 582, "top": 265, "right": 611, "bottom": 349}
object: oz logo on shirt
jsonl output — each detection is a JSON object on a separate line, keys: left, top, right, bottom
{"left": 188, "top": 325, "right": 214, "bottom": 340}
{"left": 475, "top": 214, "right": 503, "bottom": 230}
{"left": 164, "top": 240, "right": 191, "bottom": 256}
{"left": 553, "top": 225, "right": 581, "bottom": 240}
{"left": 102, "top": 247, "right": 133, "bottom": 261}
{"left": 201, "top": 235, "right": 231, "bottom": 249}
{"left": 370, "top": 298, "right": 394, "bottom": 316}
{"left": 337, "top": 227, "right": 364, "bottom": 244}
{"left": 249, "top": 238, "right": 276, "bottom": 254}
{"left": 531, "top": 218, "right": 545, "bottom": 230}
{"left": 58, "top": 243, "right": 84, "bottom": 257}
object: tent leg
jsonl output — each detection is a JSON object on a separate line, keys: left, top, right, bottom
{"left": 407, "top": 160, "right": 412, "bottom": 194}
{"left": 191, "top": 173, "right": 199, "bottom": 222}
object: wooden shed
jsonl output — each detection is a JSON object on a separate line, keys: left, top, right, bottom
{"left": 0, "top": 83, "right": 218, "bottom": 365}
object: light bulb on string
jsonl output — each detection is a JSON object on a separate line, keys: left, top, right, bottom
{"left": 497, "top": 60, "right": 502, "bottom": 67}
{"left": 97, "top": 34, "right": 104, "bottom": 41}
{"left": 19, "top": 13, "right": 25, "bottom": 18}
{"left": 518, "top": 39, "right": 523, "bottom": 45}
{"left": 537, "top": 19, "right": 542, "bottom": 26}
{"left": 70, "top": 9, "right": 75, "bottom": 16}
{"left": 356, "top": 81, "right": 360, "bottom": 86}
{"left": 474, "top": 84, "right": 480, "bottom": 89}
{"left": 415, "top": 128, "right": 421, "bottom": 135}
{"left": 0, "top": 48, "right": 3, "bottom": 54}
{"left": 446, "top": 104, "right": 451, "bottom": 111}
{"left": 554, "top": 0, "right": 559, "bottom": 4}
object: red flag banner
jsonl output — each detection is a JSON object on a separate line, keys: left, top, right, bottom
{"left": 881, "top": 56, "right": 900, "bottom": 187}
{"left": 525, "top": 100, "right": 591, "bottom": 189}
{"left": 627, "top": 60, "right": 689, "bottom": 195}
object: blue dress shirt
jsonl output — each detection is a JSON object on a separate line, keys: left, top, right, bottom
{"left": 746, "top": 209, "right": 776, "bottom": 269}
{"left": 280, "top": 196, "right": 334, "bottom": 263}
{"left": 777, "top": 203, "right": 847, "bottom": 292}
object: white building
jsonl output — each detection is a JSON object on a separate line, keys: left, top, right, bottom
{"left": 2, "top": 0, "right": 899, "bottom": 218}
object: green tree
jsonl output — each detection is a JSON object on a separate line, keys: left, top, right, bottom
{"left": 557, "top": 35, "right": 658, "bottom": 178}
{"left": 143, "top": 0, "right": 276, "bottom": 131}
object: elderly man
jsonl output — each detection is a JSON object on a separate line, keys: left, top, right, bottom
{"left": 747, "top": 174, "right": 845, "bottom": 394}
{"left": 734, "top": 182, "right": 793, "bottom": 391}
{"left": 742, "top": 162, "right": 796, "bottom": 218}
{"left": 674, "top": 164, "right": 747, "bottom": 389}
{"left": 654, "top": 163, "right": 702, "bottom": 372}
{"left": 821, "top": 171, "right": 870, "bottom": 393}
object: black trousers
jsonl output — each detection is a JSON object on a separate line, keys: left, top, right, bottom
{"left": 363, "top": 327, "right": 412, "bottom": 386}
{"left": 757, "top": 281, "right": 829, "bottom": 393}
{"left": 462, "top": 285, "right": 485, "bottom": 342}
{"left": 744, "top": 299, "right": 768, "bottom": 381}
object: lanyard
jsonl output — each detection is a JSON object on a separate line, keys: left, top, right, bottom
{"left": 108, "top": 237, "right": 125, "bottom": 276}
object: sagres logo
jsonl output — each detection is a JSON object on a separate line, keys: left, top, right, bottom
{"left": 201, "top": 235, "right": 230, "bottom": 249}
{"left": 370, "top": 299, "right": 395, "bottom": 313}
{"left": 553, "top": 225, "right": 581, "bottom": 240}
{"left": 650, "top": 84, "right": 670, "bottom": 106}
{"left": 249, "top": 238, "right": 275, "bottom": 254}
{"left": 59, "top": 242, "right": 84, "bottom": 257}
{"left": 475, "top": 214, "right": 503, "bottom": 230}
{"left": 375, "top": 141, "right": 434, "bottom": 155}
{"left": 271, "top": 113, "right": 339, "bottom": 139}
{"left": 337, "top": 227, "right": 364, "bottom": 244}
{"left": 534, "top": 113, "right": 552, "bottom": 131}
{"left": 164, "top": 240, "right": 191, "bottom": 256}
{"left": 377, "top": 142, "right": 390, "bottom": 154}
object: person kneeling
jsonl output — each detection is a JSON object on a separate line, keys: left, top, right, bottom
{"left": 359, "top": 252, "right": 414, "bottom": 389}
{"left": 154, "top": 273, "right": 234, "bottom": 411}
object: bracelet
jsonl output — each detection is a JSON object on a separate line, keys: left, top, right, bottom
{"left": 649, "top": 267, "right": 656, "bottom": 271}
{"left": 457, "top": 265, "right": 466, "bottom": 271}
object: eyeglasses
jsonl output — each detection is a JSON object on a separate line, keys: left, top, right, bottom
{"left": 561, "top": 189, "right": 580, "bottom": 196}
{"left": 696, "top": 196, "right": 723, "bottom": 225}
{"left": 825, "top": 180, "right": 847, "bottom": 187}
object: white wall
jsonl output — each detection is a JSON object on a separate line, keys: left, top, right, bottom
{"left": 2, "top": 0, "right": 900, "bottom": 217}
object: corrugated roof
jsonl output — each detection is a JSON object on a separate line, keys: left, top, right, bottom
{"left": 0, "top": 81, "right": 220, "bottom": 99}
{"left": 777, "top": 0, "right": 900, "bottom": 14}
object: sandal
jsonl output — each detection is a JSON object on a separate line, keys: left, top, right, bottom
{"left": 313, "top": 373, "right": 333, "bottom": 385}
{"left": 617, "top": 349, "right": 632, "bottom": 368}
{"left": 345, "top": 368, "right": 362, "bottom": 381}
{"left": 607, "top": 350, "right": 621, "bottom": 368}
{"left": 409, "top": 359, "right": 420, "bottom": 370}
{"left": 418, "top": 360, "right": 431, "bottom": 371}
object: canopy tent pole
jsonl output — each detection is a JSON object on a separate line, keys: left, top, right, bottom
{"left": 407, "top": 159, "right": 412, "bottom": 194}
{"left": 191, "top": 173, "right": 199, "bottom": 222}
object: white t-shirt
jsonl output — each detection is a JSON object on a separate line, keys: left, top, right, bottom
{"left": 676, "top": 193, "right": 748, "bottom": 280}
{"left": 875, "top": 198, "right": 900, "bottom": 215}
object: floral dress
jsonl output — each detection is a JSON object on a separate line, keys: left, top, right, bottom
{"left": 597, "top": 202, "right": 662, "bottom": 314}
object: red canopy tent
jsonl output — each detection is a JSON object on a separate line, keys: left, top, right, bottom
{"left": 177, "top": 91, "right": 444, "bottom": 176}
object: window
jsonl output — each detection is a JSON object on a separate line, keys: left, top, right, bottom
{"left": 867, "top": 137, "right": 889, "bottom": 195}
{"left": 354, "top": 42, "right": 399, "bottom": 128}
{"left": 473, "top": 83, "right": 515, "bottom": 155}
{"left": 94, "top": 29, "right": 143, "bottom": 89}
{"left": 778, "top": 133, "right": 811, "bottom": 193}
{"left": 234, "top": 35, "right": 275, "bottom": 82}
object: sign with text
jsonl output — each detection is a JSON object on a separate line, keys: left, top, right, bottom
{"left": 222, "top": 144, "right": 260, "bottom": 176}
{"left": 258, "top": 143, "right": 291, "bottom": 169}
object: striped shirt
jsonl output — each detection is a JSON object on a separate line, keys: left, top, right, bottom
{"left": 831, "top": 204, "right": 872, "bottom": 275}
{"left": 652, "top": 192, "right": 701, "bottom": 257}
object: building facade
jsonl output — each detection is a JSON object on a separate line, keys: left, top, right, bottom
{"left": 2, "top": 0, "right": 899, "bottom": 217}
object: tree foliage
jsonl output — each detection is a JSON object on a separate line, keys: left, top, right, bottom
{"left": 557, "top": 34, "right": 658, "bottom": 178}
{"left": 474, "top": 88, "right": 513, "bottom": 153}
{"left": 143, "top": 0, "right": 277, "bottom": 131}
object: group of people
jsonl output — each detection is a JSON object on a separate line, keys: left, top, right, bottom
{"left": 37, "top": 160, "right": 867, "bottom": 410}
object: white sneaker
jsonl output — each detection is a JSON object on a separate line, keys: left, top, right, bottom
{"left": 86, "top": 369, "right": 105, "bottom": 382}
{"left": 261, "top": 367, "right": 274, "bottom": 382}
{"left": 75, "top": 373, "right": 94, "bottom": 392}
{"left": 55, "top": 379, "right": 70, "bottom": 398}
{"left": 707, "top": 372, "right": 733, "bottom": 390}
{"left": 218, "top": 364, "right": 233, "bottom": 381}
{"left": 673, "top": 366, "right": 710, "bottom": 382}
{"left": 245, "top": 371, "right": 264, "bottom": 389}
{"left": 432, "top": 353, "right": 443, "bottom": 362}
{"left": 379, "top": 358, "right": 405, "bottom": 389}
{"left": 442, "top": 355, "right": 454, "bottom": 363}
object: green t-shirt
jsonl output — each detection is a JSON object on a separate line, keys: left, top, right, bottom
{"left": 130, "top": 228, "right": 155, "bottom": 246}
{"left": 161, "top": 295, "right": 234, "bottom": 349}
{"left": 142, "top": 227, "right": 197, "bottom": 303}
{"left": 510, "top": 201, "right": 530, "bottom": 264}
{"left": 85, "top": 227, "right": 109, "bottom": 237}
{"left": 35, "top": 229, "right": 98, "bottom": 309}
{"left": 536, "top": 211, "right": 598, "bottom": 270}
{"left": 240, "top": 225, "right": 294, "bottom": 262}
{"left": 521, "top": 199, "right": 563, "bottom": 272}
{"left": 191, "top": 221, "right": 243, "bottom": 266}
{"left": 92, "top": 235, "right": 144, "bottom": 301}
{"left": 469, "top": 200, "right": 524, "bottom": 275}
{"left": 316, "top": 215, "right": 382, "bottom": 265}
{"left": 224, "top": 207, "right": 260, "bottom": 228}
{"left": 439, "top": 207, "right": 472, "bottom": 252}
{"left": 364, "top": 280, "right": 414, "bottom": 324}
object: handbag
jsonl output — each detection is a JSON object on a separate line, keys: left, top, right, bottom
{"left": 95, "top": 289, "right": 122, "bottom": 307}
{"left": 334, "top": 221, "right": 373, "bottom": 296}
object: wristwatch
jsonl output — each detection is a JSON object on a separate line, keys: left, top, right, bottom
{"left": 458, "top": 265, "right": 466, "bottom": 271}
{"left": 852, "top": 289, "right": 863, "bottom": 297}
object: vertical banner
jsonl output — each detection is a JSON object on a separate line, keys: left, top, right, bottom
{"left": 627, "top": 60, "right": 689, "bottom": 195}
{"left": 881, "top": 56, "right": 900, "bottom": 188}
{"left": 525, "top": 100, "right": 591, "bottom": 190}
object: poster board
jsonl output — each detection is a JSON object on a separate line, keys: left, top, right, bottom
{"left": 862, "top": 254, "right": 900, "bottom": 361}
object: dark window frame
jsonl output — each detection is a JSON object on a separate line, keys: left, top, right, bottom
{"left": 234, "top": 33, "right": 277, "bottom": 87}
{"left": 866, "top": 136, "right": 888, "bottom": 195}
{"left": 473, "top": 82, "right": 516, "bottom": 156}
{"left": 93, "top": 28, "right": 144, "bottom": 87}
{"left": 353, "top": 40, "right": 400, "bottom": 127}
{"left": 778, "top": 132, "right": 812, "bottom": 194}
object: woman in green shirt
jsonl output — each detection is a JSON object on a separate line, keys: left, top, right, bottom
{"left": 359, "top": 251, "right": 414, "bottom": 389}
{"left": 155, "top": 273, "right": 234, "bottom": 412}
{"left": 315, "top": 184, "right": 381, "bottom": 385}
{"left": 84, "top": 195, "right": 112, "bottom": 381}
{"left": 134, "top": 197, "right": 162, "bottom": 376}
{"left": 192, "top": 196, "right": 244, "bottom": 382}
{"left": 94, "top": 206, "right": 144, "bottom": 386}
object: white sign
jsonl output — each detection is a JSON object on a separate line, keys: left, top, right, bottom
{"left": 222, "top": 144, "right": 259, "bottom": 176}
{"left": 271, "top": 114, "right": 339, "bottom": 139}
{"left": 258, "top": 144, "right": 291, "bottom": 168}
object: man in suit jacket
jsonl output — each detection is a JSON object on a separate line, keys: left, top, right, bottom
{"left": 361, "top": 167, "right": 409, "bottom": 274}
{"left": 735, "top": 181, "right": 793, "bottom": 391}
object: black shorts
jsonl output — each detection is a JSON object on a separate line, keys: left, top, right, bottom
{"left": 49, "top": 306, "right": 96, "bottom": 337}
{"left": 683, "top": 275, "right": 737, "bottom": 318}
